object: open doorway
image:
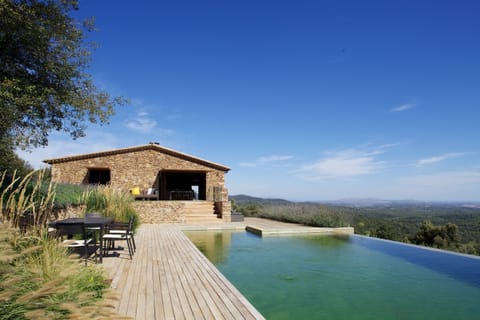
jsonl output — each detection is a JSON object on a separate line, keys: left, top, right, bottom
{"left": 158, "top": 171, "right": 206, "bottom": 200}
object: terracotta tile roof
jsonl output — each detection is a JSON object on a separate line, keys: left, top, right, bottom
{"left": 43, "top": 143, "right": 230, "bottom": 172}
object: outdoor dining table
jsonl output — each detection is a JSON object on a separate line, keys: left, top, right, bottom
{"left": 49, "top": 216, "right": 114, "bottom": 263}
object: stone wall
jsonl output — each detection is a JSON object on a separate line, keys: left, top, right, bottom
{"left": 216, "top": 201, "right": 232, "bottom": 222}
{"left": 50, "top": 148, "right": 227, "bottom": 199}
{"left": 132, "top": 201, "right": 188, "bottom": 224}
{"left": 52, "top": 205, "right": 85, "bottom": 220}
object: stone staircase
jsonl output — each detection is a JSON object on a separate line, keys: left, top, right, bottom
{"left": 183, "top": 201, "right": 222, "bottom": 224}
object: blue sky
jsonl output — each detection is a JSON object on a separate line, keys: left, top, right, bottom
{"left": 18, "top": 0, "right": 480, "bottom": 201}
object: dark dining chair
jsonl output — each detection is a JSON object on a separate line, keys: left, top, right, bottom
{"left": 56, "top": 222, "right": 91, "bottom": 266}
{"left": 102, "top": 217, "right": 135, "bottom": 259}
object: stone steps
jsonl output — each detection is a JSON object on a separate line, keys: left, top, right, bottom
{"left": 183, "top": 201, "right": 222, "bottom": 224}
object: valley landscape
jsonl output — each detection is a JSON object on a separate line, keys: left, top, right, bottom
{"left": 231, "top": 195, "right": 480, "bottom": 255}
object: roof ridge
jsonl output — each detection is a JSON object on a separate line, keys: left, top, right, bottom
{"left": 43, "top": 143, "right": 230, "bottom": 172}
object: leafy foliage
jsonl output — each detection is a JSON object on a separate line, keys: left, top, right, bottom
{"left": 0, "top": 0, "right": 126, "bottom": 149}
{"left": 411, "top": 220, "right": 459, "bottom": 250}
{"left": 0, "top": 141, "right": 33, "bottom": 178}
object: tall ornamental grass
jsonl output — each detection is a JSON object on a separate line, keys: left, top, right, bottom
{"left": 0, "top": 225, "right": 129, "bottom": 319}
{"left": 0, "top": 170, "right": 55, "bottom": 230}
{"left": 0, "top": 171, "right": 132, "bottom": 319}
{"left": 81, "top": 186, "right": 139, "bottom": 231}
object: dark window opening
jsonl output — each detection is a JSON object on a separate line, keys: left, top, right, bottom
{"left": 158, "top": 171, "right": 206, "bottom": 200}
{"left": 88, "top": 168, "right": 111, "bottom": 185}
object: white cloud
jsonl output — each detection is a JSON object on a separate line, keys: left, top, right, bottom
{"left": 125, "top": 110, "right": 158, "bottom": 133}
{"left": 293, "top": 145, "right": 392, "bottom": 180}
{"left": 239, "top": 155, "right": 294, "bottom": 167}
{"left": 126, "top": 118, "right": 157, "bottom": 133}
{"left": 390, "top": 103, "right": 415, "bottom": 112}
{"left": 258, "top": 155, "right": 294, "bottom": 163}
{"left": 416, "top": 152, "right": 465, "bottom": 167}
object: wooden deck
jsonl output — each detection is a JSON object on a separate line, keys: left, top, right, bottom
{"left": 102, "top": 218, "right": 353, "bottom": 319}
{"left": 102, "top": 223, "right": 265, "bottom": 320}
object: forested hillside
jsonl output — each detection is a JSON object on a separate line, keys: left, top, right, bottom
{"left": 231, "top": 195, "right": 480, "bottom": 255}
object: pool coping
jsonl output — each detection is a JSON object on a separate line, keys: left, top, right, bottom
{"left": 179, "top": 217, "right": 354, "bottom": 237}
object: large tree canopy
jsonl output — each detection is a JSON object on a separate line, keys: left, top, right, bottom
{"left": 0, "top": 0, "right": 125, "bottom": 149}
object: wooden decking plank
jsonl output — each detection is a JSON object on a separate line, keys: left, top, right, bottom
{"left": 174, "top": 230, "right": 250, "bottom": 319}
{"left": 151, "top": 226, "right": 165, "bottom": 319}
{"left": 162, "top": 227, "right": 198, "bottom": 319}
{"left": 172, "top": 227, "right": 244, "bottom": 319}
{"left": 162, "top": 229, "right": 187, "bottom": 320}
{"left": 126, "top": 235, "right": 143, "bottom": 317}
{"left": 135, "top": 230, "right": 150, "bottom": 319}
{"left": 117, "top": 249, "right": 136, "bottom": 315}
{"left": 102, "top": 223, "right": 265, "bottom": 320}
{"left": 167, "top": 231, "right": 210, "bottom": 319}
{"left": 145, "top": 228, "right": 158, "bottom": 320}
{"left": 158, "top": 228, "right": 176, "bottom": 320}
{"left": 166, "top": 227, "right": 212, "bottom": 319}
{"left": 164, "top": 226, "right": 217, "bottom": 319}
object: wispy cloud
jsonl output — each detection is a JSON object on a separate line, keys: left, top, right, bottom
{"left": 390, "top": 103, "right": 415, "bottom": 113}
{"left": 240, "top": 155, "right": 294, "bottom": 167}
{"left": 416, "top": 152, "right": 465, "bottom": 167}
{"left": 399, "top": 171, "right": 480, "bottom": 186}
{"left": 126, "top": 111, "right": 158, "bottom": 133}
{"left": 293, "top": 144, "right": 394, "bottom": 180}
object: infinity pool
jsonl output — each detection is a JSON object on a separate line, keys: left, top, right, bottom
{"left": 185, "top": 231, "right": 480, "bottom": 320}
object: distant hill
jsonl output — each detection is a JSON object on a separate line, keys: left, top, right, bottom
{"left": 231, "top": 194, "right": 480, "bottom": 209}
{"left": 229, "top": 194, "right": 292, "bottom": 205}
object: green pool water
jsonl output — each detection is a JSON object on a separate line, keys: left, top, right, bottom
{"left": 185, "top": 231, "right": 480, "bottom": 320}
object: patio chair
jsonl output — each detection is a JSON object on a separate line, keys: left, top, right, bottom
{"left": 102, "top": 217, "right": 135, "bottom": 259}
{"left": 106, "top": 216, "right": 136, "bottom": 251}
{"left": 56, "top": 222, "right": 91, "bottom": 266}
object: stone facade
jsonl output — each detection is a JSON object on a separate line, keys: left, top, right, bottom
{"left": 45, "top": 144, "right": 234, "bottom": 222}
{"left": 49, "top": 148, "right": 225, "bottom": 197}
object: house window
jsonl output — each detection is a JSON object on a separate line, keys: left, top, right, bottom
{"left": 88, "top": 168, "right": 111, "bottom": 185}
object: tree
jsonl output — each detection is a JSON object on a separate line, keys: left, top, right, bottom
{"left": 0, "top": 0, "right": 125, "bottom": 149}
{"left": 412, "top": 220, "right": 459, "bottom": 249}
{"left": 0, "top": 142, "right": 32, "bottom": 177}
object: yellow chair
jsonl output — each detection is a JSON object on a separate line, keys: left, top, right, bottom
{"left": 130, "top": 187, "right": 140, "bottom": 196}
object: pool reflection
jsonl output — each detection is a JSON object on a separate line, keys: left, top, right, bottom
{"left": 184, "top": 230, "right": 236, "bottom": 264}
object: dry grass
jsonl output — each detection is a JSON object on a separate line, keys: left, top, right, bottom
{"left": 0, "top": 225, "right": 131, "bottom": 320}
{"left": 82, "top": 185, "right": 139, "bottom": 230}
{"left": 0, "top": 169, "right": 55, "bottom": 230}
{"left": 0, "top": 171, "right": 132, "bottom": 319}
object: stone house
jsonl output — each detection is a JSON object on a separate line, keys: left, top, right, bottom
{"left": 44, "top": 143, "right": 232, "bottom": 223}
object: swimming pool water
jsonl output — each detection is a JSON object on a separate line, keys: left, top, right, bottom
{"left": 185, "top": 231, "right": 480, "bottom": 320}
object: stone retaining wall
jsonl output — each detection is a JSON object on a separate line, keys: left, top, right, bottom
{"left": 133, "top": 201, "right": 187, "bottom": 224}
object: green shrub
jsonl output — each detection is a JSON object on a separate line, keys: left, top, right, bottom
{"left": 50, "top": 183, "right": 88, "bottom": 208}
{"left": 82, "top": 186, "right": 140, "bottom": 231}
